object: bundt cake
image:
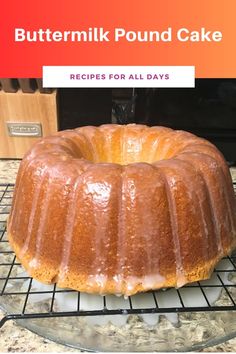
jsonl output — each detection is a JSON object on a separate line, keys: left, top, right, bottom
{"left": 8, "top": 124, "right": 236, "bottom": 296}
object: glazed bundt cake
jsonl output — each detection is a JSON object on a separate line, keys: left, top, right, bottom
{"left": 8, "top": 124, "right": 236, "bottom": 296}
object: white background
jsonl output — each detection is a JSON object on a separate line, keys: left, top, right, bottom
{"left": 43, "top": 66, "right": 195, "bottom": 88}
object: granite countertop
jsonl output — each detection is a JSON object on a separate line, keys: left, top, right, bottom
{"left": 0, "top": 159, "right": 236, "bottom": 352}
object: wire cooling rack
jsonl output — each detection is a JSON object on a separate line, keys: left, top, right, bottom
{"left": 0, "top": 182, "right": 236, "bottom": 329}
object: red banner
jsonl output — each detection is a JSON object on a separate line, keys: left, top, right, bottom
{"left": 0, "top": 0, "right": 235, "bottom": 78}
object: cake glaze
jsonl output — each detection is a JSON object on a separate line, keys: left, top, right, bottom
{"left": 8, "top": 124, "right": 236, "bottom": 295}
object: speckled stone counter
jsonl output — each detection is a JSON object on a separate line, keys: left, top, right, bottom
{"left": 0, "top": 160, "right": 20, "bottom": 184}
{"left": 0, "top": 159, "right": 236, "bottom": 352}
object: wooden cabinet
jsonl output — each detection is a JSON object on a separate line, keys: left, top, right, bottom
{"left": 0, "top": 89, "right": 58, "bottom": 158}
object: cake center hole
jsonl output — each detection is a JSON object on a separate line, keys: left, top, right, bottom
{"left": 85, "top": 138, "right": 163, "bottom": 165}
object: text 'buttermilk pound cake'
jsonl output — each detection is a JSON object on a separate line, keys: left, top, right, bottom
{"left": 7, "top": 124, "right": 236, "bottom": 296}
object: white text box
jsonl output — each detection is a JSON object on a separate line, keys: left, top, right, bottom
{"left": 43, "top": 66, "right": 195, "bottom": 88}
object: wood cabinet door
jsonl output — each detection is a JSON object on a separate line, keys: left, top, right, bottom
{"left": 0, "top": 90, "right": 58, "bottom": 158}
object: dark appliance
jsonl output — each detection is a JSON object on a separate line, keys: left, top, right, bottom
{"left": 58, "top": 79, "right": 236, "bottom": 163}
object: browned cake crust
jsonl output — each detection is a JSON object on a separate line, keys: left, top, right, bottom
{"left": 7, "top": 124, "right": 236, "bottom": 296}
